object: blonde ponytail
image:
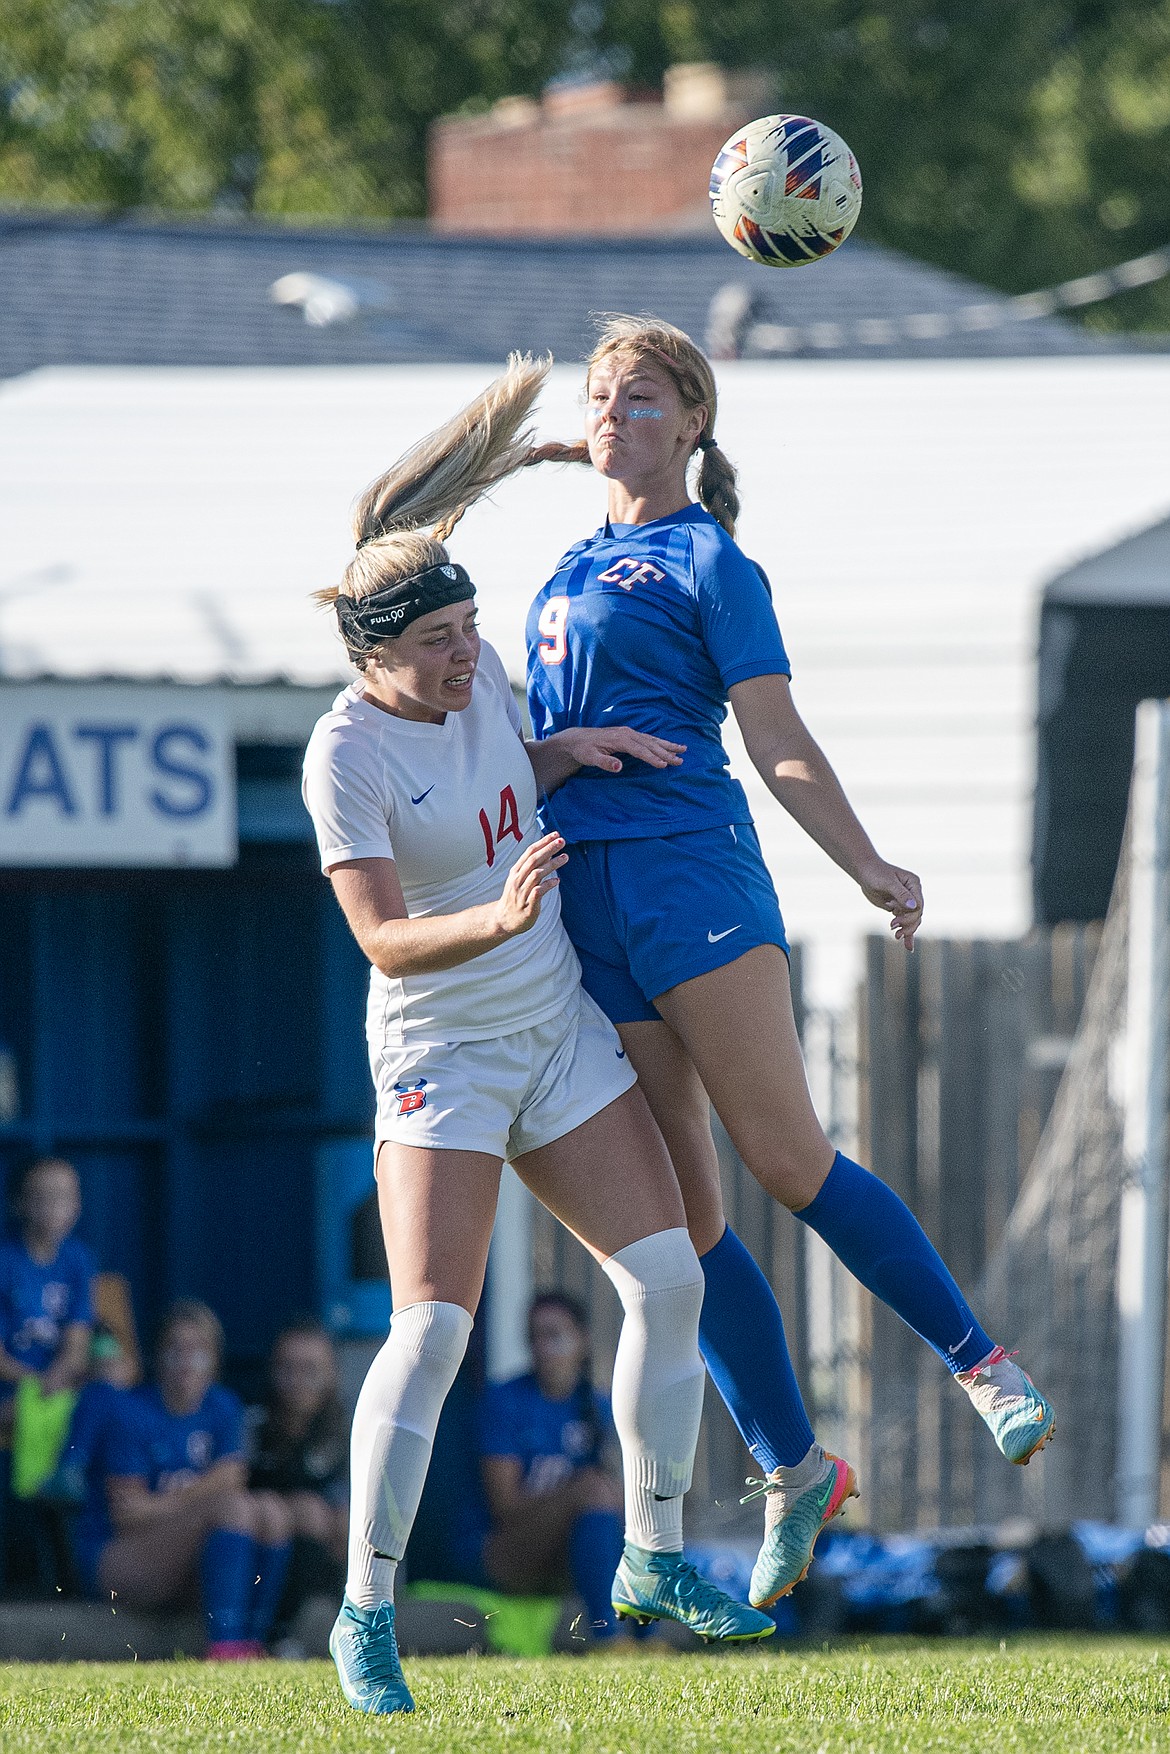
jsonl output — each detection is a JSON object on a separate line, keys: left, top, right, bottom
{"left": 316, "top": 353, "right": 557, "bottom": 665}
{"left": 353, "top": 351, "right": 552, "bottom": 546}
{"left": 695, "top": 442, "right": 741, "bottom": 540}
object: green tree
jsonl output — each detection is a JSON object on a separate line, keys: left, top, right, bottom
{"left": 0, "top": 0, "right": 575, "bottom": 216}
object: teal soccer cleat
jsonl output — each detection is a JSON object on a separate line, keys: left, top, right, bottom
{"left": 744, "top": 1449, "right": 859, "bottom": 1609}
{"left": 955, "top": 1346, "right": 1056, "bottom": 1464}
{"left": 612, "top": 1544, "right": 776, "bottom": 1642}
{"left": 329, "top": 1597, "right": 415, "bottom": 1716}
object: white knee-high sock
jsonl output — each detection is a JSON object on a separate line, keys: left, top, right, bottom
{"left": 346, "top": 1300, "right": 472, "bottom": 1609}
{"left": 601, "top": 1226, "right": 705, "bottom": 1553}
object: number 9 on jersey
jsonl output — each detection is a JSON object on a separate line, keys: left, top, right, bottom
{"left": 538, "top": 595, "right": 569, "bottom": 666}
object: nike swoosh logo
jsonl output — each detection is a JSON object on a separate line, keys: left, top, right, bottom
{"left": 708, "top": 926, "right": 741, "bottom": 944}
{"left": 410, "top": 786, "right": 435, "bottom": 805}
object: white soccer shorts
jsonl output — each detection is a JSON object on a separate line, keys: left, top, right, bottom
{"left": 371, "top": 987, "right": 638, "bottom": 1162}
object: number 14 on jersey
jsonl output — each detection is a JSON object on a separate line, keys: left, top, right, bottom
{"left": 479, "top": 785, "right": 522, "bottom": 868}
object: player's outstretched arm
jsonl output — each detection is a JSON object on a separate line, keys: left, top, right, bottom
{"left": 730, "top": 673, "right": 923, "bottom": 950}
{"left": 523, "top": 726, "right": 685, "bottom": 795}
{"left": 329, "top": 837, "right": 567, "bottom": 979}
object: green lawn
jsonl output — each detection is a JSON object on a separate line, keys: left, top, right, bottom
{"left": 2, "top": 1640, "right": 1169, "bottom": 1753}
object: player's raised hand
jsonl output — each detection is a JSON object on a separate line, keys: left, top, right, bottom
{"left": 856, "top": 858, "right": 924, "bottom": 952}
{"left": 556, "top": 725, "right": 686, "bottom": 774}
{"left": 494, "top": 833, "right": 567, "bottom": 937}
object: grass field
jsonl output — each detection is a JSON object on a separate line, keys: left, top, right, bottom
{"left": 2, "top": 1640, "right": 1170, "bottom": 1753}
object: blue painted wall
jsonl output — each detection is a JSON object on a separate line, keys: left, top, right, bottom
{"left": 0, "top": 766, "right": 377, "bottom": 1372}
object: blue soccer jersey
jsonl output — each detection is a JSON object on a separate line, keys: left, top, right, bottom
{"left": 107, "top": 1381, "right": 245, "bottom": 1492}
{"left": 478, "top": 1373, "right": 615, "bottom": 1497}
{"left": 72, "top": 1381, "right": 244, "bottom": 1587}
{"left": 0, "top": 1233, "right": 95, "bottom": 1383}
{"left": 525, "top": 502, "right": 790, "bottom": 843}
{"left": 74, "top": 1381, "right": 245, "bottom": 1568}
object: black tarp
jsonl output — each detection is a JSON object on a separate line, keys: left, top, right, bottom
{"left": 1034, "top": 516, "right": 1170, "bottom": 924}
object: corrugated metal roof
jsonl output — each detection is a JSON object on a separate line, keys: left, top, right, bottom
{"left": 3, "top": 356, "right": 1168, "bottom": 995}
{"left": 0, "top": 210, "right": 1128, "bottom": 378}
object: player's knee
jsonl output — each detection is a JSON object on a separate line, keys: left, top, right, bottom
{"left": 738, "top": 1131, "right": 827, "bottom": 1209}
{"left": 287, "top": 1490, "right": 332, "bottom": 1544}
{"left": 210, "top": 1488, "right": 256, "bottom": 1534}
{"left": 252, "top": 1490, "right": 293, "bottom": 1547}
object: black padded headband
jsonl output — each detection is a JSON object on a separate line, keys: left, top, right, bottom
{"left": 336, "top": 561, "right": 475, "bottom": 652}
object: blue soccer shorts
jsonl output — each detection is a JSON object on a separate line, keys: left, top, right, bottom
{"left": 556, "top": 822, "right": 790, "bottom": 1025}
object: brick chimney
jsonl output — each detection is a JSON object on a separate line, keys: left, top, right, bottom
{"left": 428, "top": 64, "right": 775, "bottom": 236}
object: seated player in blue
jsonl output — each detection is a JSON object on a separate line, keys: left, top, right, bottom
{"left": 0, "top": 1157, "right": 95, "bottom": 1410}
{"left": 0, "top": 1155, "right": 95, "bottom": 1579}
{"left": 515, "top": 315, "right": 1055, "bottom": 1609}
{"left": 479, "top": 1293, "right": 623, "bottom": 1641}
{"left": 73, "top": 1299, "right": 293, "bottom": 1659}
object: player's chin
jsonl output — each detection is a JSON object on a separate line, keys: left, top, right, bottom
{"left": 590, "top": 441, "right": 625, "bottom": 476}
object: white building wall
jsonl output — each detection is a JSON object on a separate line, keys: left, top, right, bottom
{"left": 3, "top": 358, "right": 1169, "bottom": 1000}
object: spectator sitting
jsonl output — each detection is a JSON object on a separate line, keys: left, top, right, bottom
{"left": 0, "top": 1157, "right": 95, "bottom": 1588}
{"left": 248, "top": 1320, "right": 348, "bottom": 1643}
{"left": 478, "top": 1293, "right": 624, "bottom": 1641}
{"left": 0, "top": 1157, "right": 95, "bottom": 1418}
{"left": 73, "top": 1298, "right": 294, "bottom": 1658}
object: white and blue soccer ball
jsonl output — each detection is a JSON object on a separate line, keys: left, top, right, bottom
{"left": 709, "top": 114, "right": 863, "bottom": 267}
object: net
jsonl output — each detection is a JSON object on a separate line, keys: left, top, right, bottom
{"left": 975, "top": 830, "right": 1131, "bottom": 1524}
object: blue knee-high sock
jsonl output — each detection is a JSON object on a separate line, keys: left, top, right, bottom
{"left": 249, "top": 1539, "right": 293, "bottom": 1644}
{"left": 569, "top": 1508, "right": 624, "bottom": 1639}
{"left": 201, "top": 1528, "right": 257, "bottom": 1644}
{"left": 698, "top": 1226, "right": 816, "bottom": 1472}
{"left": 795, "top": 1152, "right": 994, "bottom": 1374}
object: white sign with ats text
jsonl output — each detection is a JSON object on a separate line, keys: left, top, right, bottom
{"left": 0, "top": 685, "right": 237, "bottom": 867}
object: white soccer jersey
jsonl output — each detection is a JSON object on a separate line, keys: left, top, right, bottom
{"left": 302, "top": 641, "right": 580, "bottom": 1046}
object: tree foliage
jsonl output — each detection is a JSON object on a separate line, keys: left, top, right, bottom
{"left": 601, "top": 1, "right": 1170, "bottom": 329}
{"left": 1, "top": 1, "right": 1168, "bottom": 328}
{"left": 0, "top": 1, "right": 577, "bottom": 216}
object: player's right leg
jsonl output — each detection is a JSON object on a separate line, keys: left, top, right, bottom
{"left": 332, "top": 1140, "right": 502, "bottom": 1716}
{"left": 656, "top": 947, "right": 1055, "bottom": 1477}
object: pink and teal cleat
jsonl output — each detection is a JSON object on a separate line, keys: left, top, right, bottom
{"left": 955, "top": 1346, "right": 1055, "bottom": 1465}
{"left": 743, "top": 1449, "right": 859, "bottom": 1609}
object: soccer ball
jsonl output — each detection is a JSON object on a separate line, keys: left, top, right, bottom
{"left": 709, "top": 115, "right": 862, "bottom": 267}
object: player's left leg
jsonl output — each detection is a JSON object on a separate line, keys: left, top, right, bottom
{"left": 560, "top": 834, "right": 853, "bottom": 1605}
{"left": 512, "top": 1081, "right": 773, "bottom": 1642}
{"left": 655, "top": 946, "right": 1056, "bottom": 1471}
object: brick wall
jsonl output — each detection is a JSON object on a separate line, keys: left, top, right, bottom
{"left": 429, "top": 65, "right": 773, "bottom": 237}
